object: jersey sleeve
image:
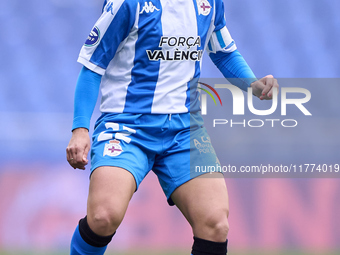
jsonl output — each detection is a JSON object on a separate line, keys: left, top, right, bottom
{"left": 206, "top": 0, "right": 236, "bottom": 54}
{"left": 214, "top": 0, "right": 226, "bottom": 31}
{"left": 209, "top": 50, "right": 257, "bottom": 91}
{"left": 77, "top": 0, "right": 137, "bottom": 75}
{"left": 206, "top": 26, "right": 237, "bottom": 54}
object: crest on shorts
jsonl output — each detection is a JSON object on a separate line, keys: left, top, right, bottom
{"left": 103, "top": 140, "right": 123, "bottom": 157}
{"left": 197, "top": 0, "right": 211, "bottom": 16}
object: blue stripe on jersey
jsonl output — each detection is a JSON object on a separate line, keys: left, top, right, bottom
{"left": 123, "top": 0, "right": 162, "bottom": 113}
{"left": 187, "top": 0, "right": 214, "bottom": 112}
{"left": 216, "top": 30, "right": 226, "bottom": 48}
{"left": 226, "top": 40, "right": 235, "bottom": 50}
{"left": 208, "top": 41, "right": 213, "bottom": 51}
{"left": 102, "top": 0, "right": 108, "bottom": 12}
{"left": 214, "top": 0, "right": 226, "bottom": 31}
{"left": 90, "top": 2, "right": 136, "bottom": 70}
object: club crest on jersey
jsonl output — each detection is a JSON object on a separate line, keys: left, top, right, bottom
{"left": 197, "top": 0, "right": 211, "bottom": 16}
{"left": 103, "top": 140, "right": 123, "bottom": 157}
{"left": 85, "top": 26, "right": 100, "bottom": 47}
{"left": 140, "top": 1, "right": 160, "bottom": 14}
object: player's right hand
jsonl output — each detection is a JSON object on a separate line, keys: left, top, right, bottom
{"left": 66, "top": 128, "right": 91, "bottom": 170}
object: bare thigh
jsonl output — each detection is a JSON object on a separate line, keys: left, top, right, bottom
{"left": 87, "top": 166, "right": 136, "bottom": 236}
{"left": 171, "top": 173, "right": 230, "bottom": 242}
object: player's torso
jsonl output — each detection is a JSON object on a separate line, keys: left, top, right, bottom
{"left": 101, "top": 0, "right": 217, "bottom": 114}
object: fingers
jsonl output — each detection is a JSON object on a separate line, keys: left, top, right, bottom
{"left": 259, "top": 74, "right": 279, "bottom": 100}
{"left": 260, "top": 75, "right": 273, "bottom": 98}
{"left": 75, "top": 143, "right": 85, "bottom": 169}
{"left": 264, "top": 74, "right": 274, "bottom": 78}
{"left": 66, "top": 129, "right": 90, "bottom": 170}
{"left": 66, "top": 145, "right": 76, "bottom": 169}
{"left": 266, "top": 78, "right": 279, "bottom": 99}
{"left": 66, "top": 138, "right": 90, "bottom": 170}
{"left": 66, "top": 145, "right": 87, "bottom": 170}
{"left": 66, "top": 148, "right": 75, "bottom": 169}
{"left": 82, "top": 143, "right": 90, "bottom": 165}
{"left": 250, "top": 80, "right": 265, "bottom": 98}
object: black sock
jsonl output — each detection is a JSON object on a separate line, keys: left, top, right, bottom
{"left": 191, "top": 236, "right": 228, "bottom": 255}
{"left": 78, "top": 216, "right": 115, "bottom": 247}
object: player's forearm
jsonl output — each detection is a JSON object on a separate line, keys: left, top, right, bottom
{"left": 72, "top": 66, "right": 102, "bottom": 131}
{"left": 209, "top": 50, "right": 257, "bottom": 91}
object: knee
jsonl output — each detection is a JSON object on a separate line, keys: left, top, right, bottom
{"left": 87, "top": 207, "right": 124, "bottom": 236}
{"left": 194, "top": 208, "right": 229, "bottom": 242}
{"left": 210, "top": 216, "right": 229, "bottom": 242}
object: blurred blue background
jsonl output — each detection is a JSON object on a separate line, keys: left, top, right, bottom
{"left": 0, "top": 0, "right": 339, "bottom": 253}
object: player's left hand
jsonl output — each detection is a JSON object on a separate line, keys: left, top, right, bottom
{"left": 250, "top": 75, "right": 279, "bottom": 100}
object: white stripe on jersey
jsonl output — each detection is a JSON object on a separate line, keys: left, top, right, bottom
{"left": 151, "top": 0, "right": 198, "bottom": 113}
{"left": 100, "top": 3, "right": 141, "bottom": 113}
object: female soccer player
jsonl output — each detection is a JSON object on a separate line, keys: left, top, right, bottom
{"left": 66, "top": 0, "right": 278, "bottom": 254}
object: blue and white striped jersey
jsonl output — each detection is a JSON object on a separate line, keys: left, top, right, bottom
{"left": 78, "top": 0, "right": 237, "bottom": 114}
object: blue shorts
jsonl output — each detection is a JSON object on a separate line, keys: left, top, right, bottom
{"left": 91, "top": 112, "right": 220, "bottom": 205}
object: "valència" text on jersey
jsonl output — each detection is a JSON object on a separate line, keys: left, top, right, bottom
{"left": 147, "top": 36, "right": 203, "bottom": 61}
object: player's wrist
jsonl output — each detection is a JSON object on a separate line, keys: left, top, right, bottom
{"left": 250, "top": 81, "right": 261, "bottom": 98}
{"left": 72, "top": 127, "right": 89, "bottom": 134}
